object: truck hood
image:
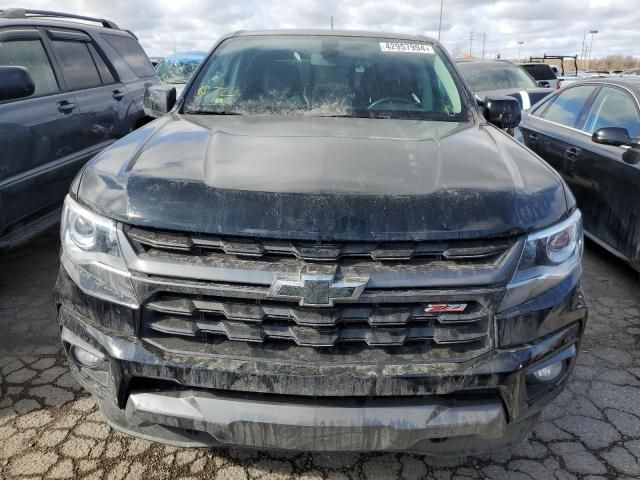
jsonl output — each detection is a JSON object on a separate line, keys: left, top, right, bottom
{"left": 76, "top": 114, "right": 568, "bottom": 241}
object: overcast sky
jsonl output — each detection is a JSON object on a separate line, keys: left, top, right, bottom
{"left": 8, "top": 0, "right": 639, "bottom": 58}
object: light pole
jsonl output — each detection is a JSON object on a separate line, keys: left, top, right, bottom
{"left": 438, "top": 0, "right": 444, "bottom": 41}
{"left": 482, "top": 32, "right": 486, "bottom": 60}
{"left": 587, "top": 29, "right": 598, "bottom": 70}
{"left": 517, "top": 41, "right": 524, "bottom": 60}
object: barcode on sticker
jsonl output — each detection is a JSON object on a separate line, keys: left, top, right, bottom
{"left": 380, "top": 42, "right": 435, "bottom": 54}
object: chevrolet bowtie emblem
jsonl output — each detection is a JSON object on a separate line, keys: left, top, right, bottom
{"left": 269, "top": 274, "right": 368, "bottom": 307}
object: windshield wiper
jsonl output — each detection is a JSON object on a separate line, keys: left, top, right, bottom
{"left": 317, "top": 113, "right": 394, "bottom": 120}
{"left": 185, "top": 110, "right": 243, "bottom": 115}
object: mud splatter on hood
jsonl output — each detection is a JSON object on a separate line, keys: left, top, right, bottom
{"left": 76, "top": 113, "right": 569, "bottom": 241}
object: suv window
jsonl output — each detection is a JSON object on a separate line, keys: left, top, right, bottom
{"left": 51, "top": 40, "right": 102, "bottom": 90}
{"left": 584, "top": 86, "right": 640, "bottom": 138}
{"left": 101, "top": 34, "right": 155, "bottom": 78}
{"left": 87, "top": 44, "right": 115, "bottom": 84}
{"left": 538, "top": 85, "right": 598, "bottom": 128}
{"left": 0, "top": 38, "right": 59, "bottom": 97}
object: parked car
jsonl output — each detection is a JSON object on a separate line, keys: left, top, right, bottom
{"left": 517, "top": 77, "right": 640, "bottom": 269}
{"left": 155, "top": 50, "right": 206, "bottom": 96}
{"left": 519, "top": 62, "right": 561, "bottom": 90}
{"left": 584, "top": 70, "right": 612, "bottom": 76}
{"left": 622, "top": 68, "right": 640, "bottom": 77}
{"left": 558, "top": 73, "right": 585, "bottom": 88}
{"left": 55, "top": 30, "right": 587, "bottom": 456}
{"left": 527, "top": 55, "right": 579, "bottom": 90}
{"left": 0, "top": 8, "right": 160, "bottom": 249}
{"left": 457, "top": 60, "right": 553, "bottom": 109}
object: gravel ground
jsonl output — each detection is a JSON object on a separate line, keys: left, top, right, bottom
{"left": 1, "top": 230, "right": 639, "bottom": 479}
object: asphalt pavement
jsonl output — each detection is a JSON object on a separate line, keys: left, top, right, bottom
{"left": 1, "top": 229, "right": 639, "bottom": 479}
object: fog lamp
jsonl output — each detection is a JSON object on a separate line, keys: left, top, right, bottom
{"left": 531, "top": 361, "right": 564, "bottom": 383}
{"left": 73, "top": 345, "right": 104, "bottom": 368}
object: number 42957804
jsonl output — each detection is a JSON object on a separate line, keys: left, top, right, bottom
{"left": 379, "top": 42, "right": 435, "bottom": 54}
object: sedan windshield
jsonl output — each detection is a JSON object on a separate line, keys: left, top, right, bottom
{"left": 184, "top": 35, "right": 466, "bottom": 121}
{"left": 458, "top": 62, "right": 537, "bottom": 92}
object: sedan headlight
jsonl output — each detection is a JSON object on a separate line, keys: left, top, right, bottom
{"left": 499, "top": 209, "right": 583, "bottom": 312}
{"left": 61, "top": 196, "right": 139, "bottom": 308}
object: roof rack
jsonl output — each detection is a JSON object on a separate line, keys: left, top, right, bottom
{"left": 0, "top": 8, "right": 120, "bottom": 29}
{"left": 528, "top": 54, "right": 578, "bottom": 76}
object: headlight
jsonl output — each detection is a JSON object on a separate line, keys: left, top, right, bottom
{"left": 61, "top": 196, "right": 139, "bottom": 308}
{"left": 499, "top": 210, "right": 583, "bottom": 312}
{"left": 69, "top": 214, "right": 97, "bottom": 249}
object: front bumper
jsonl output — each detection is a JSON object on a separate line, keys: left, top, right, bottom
{"left": 97, "top": 385, "right": 540, "bottom": 455}
{"left": 55, "top": 264, "right": 586, "bottom": 455}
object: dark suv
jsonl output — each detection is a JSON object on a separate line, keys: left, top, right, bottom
{"left": 519, "top": 63, "right": 561, "bottom": 90}
{"left": 54, "top": 30, "right": 587, "bottom": 456}
{"left": 0, "top": 8, "right": 159, "bottom": 249}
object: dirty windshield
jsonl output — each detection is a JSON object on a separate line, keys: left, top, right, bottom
{"left": 184, "top": 35, "right": 465, "bottom": 120}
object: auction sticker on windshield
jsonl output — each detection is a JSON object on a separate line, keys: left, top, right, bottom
{"left": 380, "top": 42, "right": 434, "bottom": 54}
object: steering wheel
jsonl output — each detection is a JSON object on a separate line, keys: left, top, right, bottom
{"left": 367, "top": 96, "right": 417, "bottom": 110}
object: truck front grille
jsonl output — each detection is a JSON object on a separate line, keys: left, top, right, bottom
{"left": 142, "top": 295, "right": 490, "bottom": 348}
{"left": 137, "top": 290, "right": 497, "bottom": 364}
{"left": 123, "top": 226, "right": 518, "bottom": 364}
{"left": 126, "top": 225, "right": 513, "bottom": 263}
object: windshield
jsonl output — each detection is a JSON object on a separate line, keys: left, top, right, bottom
{"left": 458, "top": 63, "right": 537, "bottom": 91}
{"left": 522, "top": 64, "right": 556, "bottom": 80}
{"left": 156, "top": 56, "right": 203, "bottom": 84}
{"left": 184, "top": 35, "right": 466, "bottom": 121}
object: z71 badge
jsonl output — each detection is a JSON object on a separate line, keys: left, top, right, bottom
{"left": 424, "top": 303, "right": 467, "bottom": 313}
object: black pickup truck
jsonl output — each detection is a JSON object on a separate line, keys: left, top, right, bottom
{"left": 0, "top": 8, "right": 159, "bottom": 249}
{"left": 54, "top": 30, "right": 587, "bottom": 456}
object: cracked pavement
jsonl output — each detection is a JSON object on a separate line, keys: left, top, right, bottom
{"left": 1, "top": 230, "right": 640, "bottom": 479}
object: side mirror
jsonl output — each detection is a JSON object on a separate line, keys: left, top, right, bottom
{"left": 143, "top": 85, "right": 176, "bottom": 118}
{"left": 592, "top": 127, "right": 631, "bottom": 146}
{"left": 537, "top": 80, "right": 551, "bottom": 88}
{"left": 0, "top": 66, "right": 35, "bottom": 102}
{"left": 622, "top": 137, "right": 640, "bottom": 165}
{"left": 483, "top": 95, "right": 521, "bottom": 129}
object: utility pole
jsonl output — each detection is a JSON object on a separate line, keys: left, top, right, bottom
{"left": 588, "top": 29, "right": 598, "bottom": 69}
{"left": 468, "top": 31, "right": 474, "bottom": 57}
{"left": 437, "top": 0, "right": 444, "bottom": 41}
{"left": 580, "top": 30, "right": 586, "bottom": 64}
{"left": 517, "top": 41, "right": 524, "bottom": 60}
{"left": 584, "top": 46, "right": 589, "bottom": 67}
{"left": 482, "top": 32, "right": 486, "bottom": 60}
{"left": 330, "top": 16, "right": 334, "bottom": 30}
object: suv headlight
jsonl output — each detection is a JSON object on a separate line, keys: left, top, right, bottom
{"left": 499, "top": 209, "right": 583, "bottom": 312}
{"left": 61, "top": 196, "right": 139, "bottom": 308}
